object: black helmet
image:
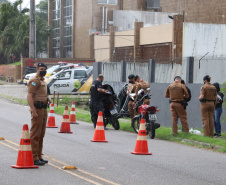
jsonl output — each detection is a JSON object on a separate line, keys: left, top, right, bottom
{"left": 128, "top": 74, "right": 135, "bottom": 79}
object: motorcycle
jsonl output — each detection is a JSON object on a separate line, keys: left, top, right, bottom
{"left": 101, "top": 84, "right": 120, "bottom": 130}
{"left": 132, "top": 89, "right": 160, "bottom": 139}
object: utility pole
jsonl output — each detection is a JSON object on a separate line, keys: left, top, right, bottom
{"left": 29, "top": 0, "right": 36, "bottom": 58}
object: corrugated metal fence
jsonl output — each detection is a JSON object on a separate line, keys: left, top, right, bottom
{"left": 102, "top": 62, "right": 149, "bottom": 82}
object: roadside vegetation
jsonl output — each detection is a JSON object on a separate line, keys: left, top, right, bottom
{"left": 0, "top": 92, "right": 226, "bottom": 153}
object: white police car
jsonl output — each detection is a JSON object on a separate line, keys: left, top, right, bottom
{"left": 47, "top": 66, "right": 93, "bottom": 95}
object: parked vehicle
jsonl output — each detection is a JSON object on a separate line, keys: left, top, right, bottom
{"left": 23, "top": 63, "right": 68, "bottom": 85}
{"left": 47, "top": 65, "right": 93, "bottom": 95}
{"left": 132, "top": 89, "right": 160, "bottom": 139}
{"left": 102, "top": 84, "right": 120, "bottom": 130}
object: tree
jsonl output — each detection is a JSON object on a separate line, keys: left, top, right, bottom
{"left": 0, "top": 0, "right": 8, "bottom": 6}
{"left": 0, "top": 0, "right": 52, "bottom": 64}
{"left": 36, "top": 0, "right": 48, "bottom": 22}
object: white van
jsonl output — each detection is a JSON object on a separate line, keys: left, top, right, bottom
{"left": 47, "top": 66, "right": 93, "bottom": 95}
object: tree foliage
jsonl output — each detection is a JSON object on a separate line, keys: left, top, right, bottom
{"left": 0, "top": 0, "right": 52, "bottom": 64}
{"left": 0, "top": 0, "right": 8, "bottom": 6}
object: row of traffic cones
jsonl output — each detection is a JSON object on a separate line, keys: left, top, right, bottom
{"left": 46, "top": 101, "right": 77, "bottom": 132}
{"left": 11, "top": 108, "right": 152, "bottom": 169}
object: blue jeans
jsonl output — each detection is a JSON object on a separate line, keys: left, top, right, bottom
{"left": 214, "top": 107, "right": 222, "bottom": 134}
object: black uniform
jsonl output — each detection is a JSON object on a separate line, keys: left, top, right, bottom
{"left": 90, "top": 80, "right": 104, "bottom": 128}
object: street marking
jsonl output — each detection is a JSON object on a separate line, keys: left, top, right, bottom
{"left": 48, "top": 163, "right": 102, "bottom": 185}
{"left": 1, "top": 138, "right": 121, "bottom": 185}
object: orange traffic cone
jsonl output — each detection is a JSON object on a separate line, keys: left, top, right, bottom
{"left": 131, "top": 119, "right": 152, "bottom": 155}
{"left": 91, "top": 111, "right": 108, "bottom": 142}
{"left": 58, "top": 106, "right": 73, "bottom": 133}
{"left": 11, "top": 124, "right": 39, "bottom": 169}
{"left": 69, "top": 101, "right": 77, "bottom": 124}
{"left": 46, "top": 103, "right": 58, "bottom": 128}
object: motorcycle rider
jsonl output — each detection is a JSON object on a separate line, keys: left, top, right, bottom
{"left": 134, "top": 75, "right": 150, "bottom": 105}
{"left": 126, "top": 74, "right": 136, "bottom": 126}
{"left": 90, "top": 74, "right": 108, "bottom": 129}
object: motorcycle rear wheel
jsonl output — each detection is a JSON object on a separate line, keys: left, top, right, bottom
{"left": 132, "top": 117, "right": 149, "bottom": 135}
{"left": 149, "top": 121, "right": 155, "bottom": 139}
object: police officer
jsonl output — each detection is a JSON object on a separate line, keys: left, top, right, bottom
{"left": 127, "top": 74, "right": 136, "bottom": 126}
{"left": 27, "top": 62, "right": 51, "bottom": 166}
{"left": 90, "top": 74, "right": 108, "bottom": 128}
{"left": 134, "top": 75, "right": 150, "bottom": 105}
{"left": 199, "top": 75, "right": 217, "bottom": 137}
{"left": 165, "top": 76, "right": 189, "bottom": 135}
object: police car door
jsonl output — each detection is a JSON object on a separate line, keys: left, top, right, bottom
{"left": 52, "top": 70, "right": 72, "bottom": 94}
{"left": 69, "top": 69, "right": 87, "bottom": 94}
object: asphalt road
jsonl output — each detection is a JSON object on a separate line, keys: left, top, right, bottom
{"left": 1, "top": 97, "right": 226, "bottom": 185}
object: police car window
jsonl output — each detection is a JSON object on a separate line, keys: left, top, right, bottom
{"left": 74, "top": 70, "right": 87, "bottom": 79}
{"left": 58, "top": 71, "right": 71, "bottom": 79}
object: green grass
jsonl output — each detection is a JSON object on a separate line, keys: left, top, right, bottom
{"left": 8, "top": 61, "right": 21, "bottom": 65}
{"left": 1, "top": 94, "right": 226, "bottom": 153}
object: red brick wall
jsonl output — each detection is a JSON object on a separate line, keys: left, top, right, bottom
{"left": 0, "top": 65, "right": 21, "bottom": 82}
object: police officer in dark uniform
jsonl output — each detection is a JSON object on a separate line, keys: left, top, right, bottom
{"left": 27, "top": 63, "right": 51, "bottom": 166}
{"left": 199, "top": 75, "right": 217, "bottom": 137}
{"left": 165, "top": 76, "right": 189, "bottom": 135}
{"left": 90, "top": 74, "right": 108, "bottom": 128}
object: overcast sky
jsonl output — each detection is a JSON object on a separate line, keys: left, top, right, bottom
{"left": 8, "top": 0, "right": 42, "bottom": 9}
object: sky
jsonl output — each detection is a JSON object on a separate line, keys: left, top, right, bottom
{"left": 8, "top": 0, "right": 42, "bottom": 9}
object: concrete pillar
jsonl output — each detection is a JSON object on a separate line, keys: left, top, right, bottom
{"left": 109, "top": 26, "right": 117, "bottom": 62}
{"left": 134, "top": 22, "right": 143, "bottom": 62}
{"left": 120, "top": 60, "right": 127, "bottom": 82}
{"left": 148, "top": 59, "right": 155, "bottom": 83}
{"left": 172, "top": 15, "right": 183, "bottom": 64}
{"left": 48, "top": 0, "right": 53, "bottom": 58}
{"left": 186, "top": 57, "right": 194, "bottom": 83}
{"left": 93, "top": 62, "right": 102, "bottom": 80}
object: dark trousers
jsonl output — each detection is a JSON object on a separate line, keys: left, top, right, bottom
{"left": 90, "top": 100, "right": 104, "bottom": 128}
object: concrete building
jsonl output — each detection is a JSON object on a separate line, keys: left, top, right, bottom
{"left": 48, "top": 0, "right": 226, "bottom": 61}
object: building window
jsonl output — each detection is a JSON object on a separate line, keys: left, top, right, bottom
{"left": 147, "top": 0, "right": 160, "bottom": 9}
{"left": 63, "top": 0, "right": 72, "bottom": 58}
{"left": 52, "top": 0, "right": 61, "bottom": 58}
{"left": 98, "top": 0, "right": 118, "bottom": 5}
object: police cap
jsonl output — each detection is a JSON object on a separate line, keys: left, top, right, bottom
{"left": 203, "top": 75, "right": 210, "bottom": 81}
{"left": 37, "top": 62, "right": 47, "bottom": 69}
{"left": 128, "top": 74, "right": 135, "bottom": 79}
{"left": 174, "top": 76, "right": 181, "bottom": 81}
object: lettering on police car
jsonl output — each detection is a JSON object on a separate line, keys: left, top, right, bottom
{"left": 54, "top": 84, "right": 70, "bottom": 87}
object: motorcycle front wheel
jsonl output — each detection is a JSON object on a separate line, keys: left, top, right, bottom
{"left": 110, "top": 116, "right": 120, "bottom": 130}
{"left": 132, "top": 116, "right": 141, "bottom": 134}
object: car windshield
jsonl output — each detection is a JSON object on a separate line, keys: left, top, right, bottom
{"left": 74, "top": 70, "right": 86, "bottom": 79}
{"left": 47, "top": 66, "right": 58, "bottom": 74}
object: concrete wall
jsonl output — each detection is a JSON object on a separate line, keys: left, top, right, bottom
{"left": 140, "top": 23, "right": 173, "bottom": 45}
{"left": 193, "top": 58, "right": 226, "bottom": 84}
{"left": 94, "top": 23, "right": 173, "bottom": 62}
{"left": 103, "top": 81, "right": 226, "bottom": 132}
{"left": 0, "top": 65, "right": 21, "bottom": 83}
{"left": 183, "top": 23, "right": 226, "bottom": 58}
